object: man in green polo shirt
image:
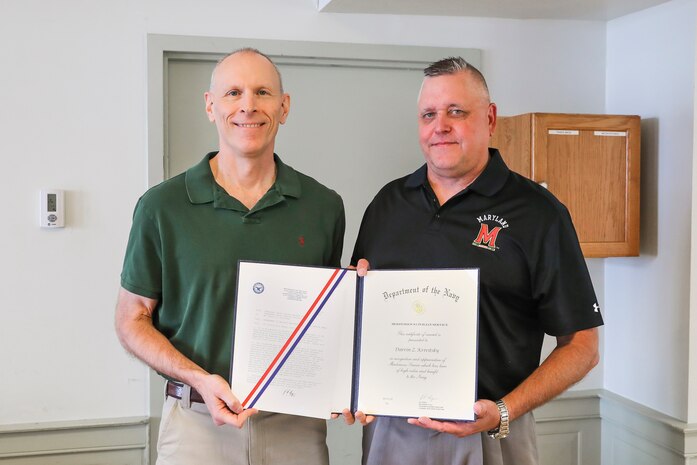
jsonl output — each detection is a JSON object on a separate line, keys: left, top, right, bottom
{"left": 115, "top": 48, "right": 345, "bottom": 465}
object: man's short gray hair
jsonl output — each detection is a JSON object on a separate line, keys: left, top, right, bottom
{"left": 423, "top": 56, "right": 489, "bottom": 100}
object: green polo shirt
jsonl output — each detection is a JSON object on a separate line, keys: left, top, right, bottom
{"left": 121, "top": 152, "right": 345, "bottom": 380}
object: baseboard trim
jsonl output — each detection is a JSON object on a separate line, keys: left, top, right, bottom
{"left": 599, "top": 390, "right": 697, "bottom": 463}
{"left": 1, "top": 393, "right": 696, "bottom": 465}
{"left": 0, "top": 416, "right": 149, "bottom": 464}
{"left": 535, "top": 389, "right": 603, "bottom": 422}
{"left": 533, "top": 390, "right": 603, "bottom": 465}
{"left": 533, "top": 389, "right": 697, "bottom": 465}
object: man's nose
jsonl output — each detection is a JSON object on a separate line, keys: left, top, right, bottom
{"left": 240, "top": 93, "right": 257, "bottom": 113}
{"left": 434, "top": 114, "right": 451, "bottom": 133}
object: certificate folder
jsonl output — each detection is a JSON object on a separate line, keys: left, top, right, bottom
{"left": 230, "top": 261, "right": 479, "bottom": 420}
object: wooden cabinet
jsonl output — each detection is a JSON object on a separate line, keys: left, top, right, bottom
{"left": 490, "top": 113, "right": 640, "bottom": 257}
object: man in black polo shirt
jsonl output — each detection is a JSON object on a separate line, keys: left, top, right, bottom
{"left": 347, "top": 57, "right": 603, "bottom": 465}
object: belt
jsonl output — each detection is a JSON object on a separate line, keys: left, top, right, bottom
{"left": 166, "top": 380, "right": 205, "bottom": 404}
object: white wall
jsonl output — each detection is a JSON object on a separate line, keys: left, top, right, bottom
{"left": 0, "top": 0, "right": 607, "bottom": 424}
{"left": 605, "top": 0, "right": 697, "bottom": 421}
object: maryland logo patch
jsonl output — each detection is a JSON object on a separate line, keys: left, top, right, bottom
{"left": 472, "top": 214, "right": 509, "bottom": 251}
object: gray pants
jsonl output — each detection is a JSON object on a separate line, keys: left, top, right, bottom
{"left": 362, "top": 412, "right": 538, "bottom": 465}
{"left": 362, "top": 416, "right": 483, "bottom": 465}
{"left": 481, "top": 412, "right": 539, "bottom": 465}
{"left": 157, "top": 395, "right": 329, "bottom": 465}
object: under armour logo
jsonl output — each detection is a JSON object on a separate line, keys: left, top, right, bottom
{"left": 593, "top": 303, "right": 600, "bottom": 313}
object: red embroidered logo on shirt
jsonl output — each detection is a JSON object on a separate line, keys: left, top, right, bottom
{"left": 298, "top": 236, "right": 305, "bottom": 247}
{"left": 472, "top": 224, "right": 502, "bottom": 251}
{"left": 472, "top": 214, "right": 509, "bottom": 251}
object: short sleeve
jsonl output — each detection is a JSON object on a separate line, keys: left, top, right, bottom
{"left": 120, "top": 198, "right": 163, "bottom": 300}
{"left": 533, "top": 206, "right": 604, "bottom": 336}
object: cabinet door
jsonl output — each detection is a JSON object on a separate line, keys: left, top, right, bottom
{"left": 490, "top": 114, "right": 532, "bottom": 178}
{"left": 532, "top": 114, "right": 640, "bottom": 257}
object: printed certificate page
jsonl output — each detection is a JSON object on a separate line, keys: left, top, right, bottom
{"left": 231, "top": 262, "right": 357, "bottom": 419}
{"left": 356, "top": 269, "right": 479, "bottom": 420}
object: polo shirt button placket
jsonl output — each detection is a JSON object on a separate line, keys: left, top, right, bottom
{"left": 433, "top": 198, "right": 440, "bottom": 220}
{"left": 432, "top": 210, "right": 442, "bottom": 230}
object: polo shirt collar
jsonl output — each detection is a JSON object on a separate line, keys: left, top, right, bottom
{"left": 469, "top": 148, "right": 510, "bottom": 196}
{"left": 404, "top": 148, "right": 510, "bottom": 197}
{"left": 185, "top": 152, "right": 301, "bottom": 205}
{"left": 273, "top": 154, "right": 302, "bottom": 198}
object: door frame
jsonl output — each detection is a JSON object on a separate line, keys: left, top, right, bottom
{"left": 146, "top": 33, "right": 480, "bottom": 464}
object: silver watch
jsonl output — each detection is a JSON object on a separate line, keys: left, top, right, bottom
{"left": 487, "top": 399, "right": 510, "bottom": 439}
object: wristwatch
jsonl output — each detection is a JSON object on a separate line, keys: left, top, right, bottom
{"left": 487, "top": 399, "right": 510, "bottom": 439}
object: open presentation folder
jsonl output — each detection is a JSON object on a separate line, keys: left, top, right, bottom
{"left": 230, "top": 261, "right": 480, "bottom": 420}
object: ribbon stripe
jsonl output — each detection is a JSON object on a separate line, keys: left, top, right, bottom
{"left": 242, "top": 268, "right": 347, "bottom": 408}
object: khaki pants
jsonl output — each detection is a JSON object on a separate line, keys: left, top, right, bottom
{"left": 157, "top": 395, "right": 329, "bottom": 465}
{"left": 481, "top": 412, "right": 539, "bottom": 465}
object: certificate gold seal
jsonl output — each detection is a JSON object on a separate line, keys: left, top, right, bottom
{"left": 412, "top": 300, "right": 426, "bottom": 314}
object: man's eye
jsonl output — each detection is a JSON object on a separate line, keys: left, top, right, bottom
{"left": 258, "top": 89, "right": 270, "bottom": 96}
{"left": 450, "top": 109, "right": 465, "bottom": 116}
{"left": 226, "top": 90, "right": 240, "bottom": 96}
{"left": 421, "top": 112, "right": 435, "bottom": 119}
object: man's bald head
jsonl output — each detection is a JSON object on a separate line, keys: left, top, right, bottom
{"left": 210, "top": 48, "right": 284, "bottom": 93}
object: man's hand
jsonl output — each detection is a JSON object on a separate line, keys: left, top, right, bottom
{"left": 115, "top": 288, "right": 258, "bottom": 428}
{"left": 353, "top": 258, "right": 370, "bottom": 277}
{"left": 331, "top": 408, "right": 376, "bottom": 426}
{"left": 196, "top": 374, "right": 258, "bottom": 427}
{"left": 406, "top": 399, "right": 500, "bottom": 438}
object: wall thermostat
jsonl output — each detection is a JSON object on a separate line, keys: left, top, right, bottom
{"left": 40, "top": 189, "right": 65, "bottom": 228}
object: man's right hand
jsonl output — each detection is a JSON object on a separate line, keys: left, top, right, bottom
{"left": 196, "top": 374, "right": 258, "bottom": 427}
{"left": 115, "top": 288, "right": 258, "bottom": 428}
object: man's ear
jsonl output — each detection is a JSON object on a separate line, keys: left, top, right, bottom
{"left": 279, "top": 93, "right": 291, "bottom": 124}
{"left": 204, "top": 92, "right": 215, "bottom": 123}
{"left": 487, "top": 102, "right": 497, "bottom": 136}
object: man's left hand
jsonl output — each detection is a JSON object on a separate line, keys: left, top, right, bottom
{"left": 406, "top": 399, "right": 500, "bottom": 438}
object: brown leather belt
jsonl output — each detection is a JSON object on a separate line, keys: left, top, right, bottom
{"left": 166, "top": 380, "right": 205, "bottom": 404}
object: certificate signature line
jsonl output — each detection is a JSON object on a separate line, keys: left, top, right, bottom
{"left": 243, "top": 268, "right": 346, "bottom": 408}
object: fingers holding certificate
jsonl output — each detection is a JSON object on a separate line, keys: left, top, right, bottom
{"left": 230, "top": 262, "right": 479, "bottom": 421}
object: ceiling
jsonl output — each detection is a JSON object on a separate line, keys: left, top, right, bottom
{"left": 317, "top": 0, "right": 671, "bottom": 21}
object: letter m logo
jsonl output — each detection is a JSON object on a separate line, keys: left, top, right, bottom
{"left": 472, "top": 224, "right": 502, "bottom": 251}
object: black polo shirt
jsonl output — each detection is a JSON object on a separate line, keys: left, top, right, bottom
{"left": 351, "top": 149, "right": 603, "bottom": 400}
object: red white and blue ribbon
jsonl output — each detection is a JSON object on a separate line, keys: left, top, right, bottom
{"left": 242, "top": 268, "right": 348, "bottom": 408}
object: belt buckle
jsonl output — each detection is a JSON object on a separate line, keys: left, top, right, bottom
{"left": 179, "top": 383, "right": 192, "bottom": 408}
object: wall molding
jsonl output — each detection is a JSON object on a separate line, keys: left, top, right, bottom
{"left": 534, "top": 389, "right": 697, "bottom": 465}
{"left": 0, "top": 416, "right": 148, "bottom": 465}
{"left": 535, "top": 390, "right": 603, "bottom": 465}
{"left": 599, "top": 390, "right": 697, "bottom": 465}
{"left": 1, "top": 393, "right": 696, "bottom": 465}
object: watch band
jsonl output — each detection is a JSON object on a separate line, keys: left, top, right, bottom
{"left": 487, "top": 399, "right": 510, "bottom": 439}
